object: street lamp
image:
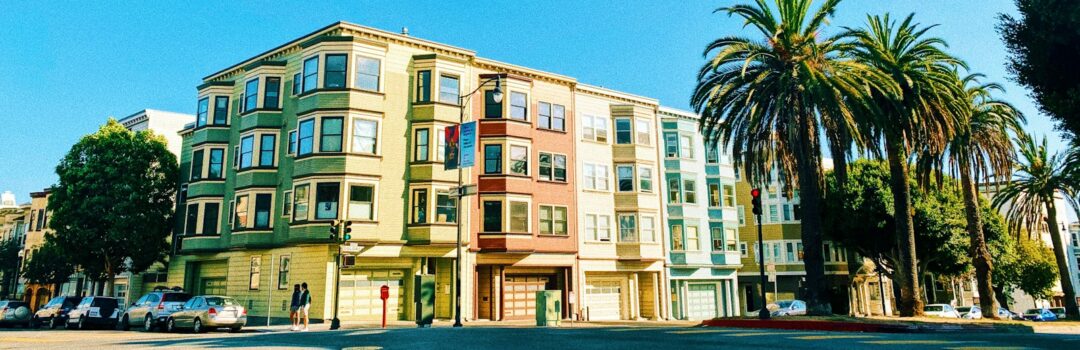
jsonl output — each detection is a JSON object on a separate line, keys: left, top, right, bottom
{"left": 453, "top": 76, "right": 502, "bottom": 328}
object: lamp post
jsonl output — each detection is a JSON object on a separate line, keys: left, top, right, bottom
{"left": 453, "top": 76, "right": 502, "bottom": 328}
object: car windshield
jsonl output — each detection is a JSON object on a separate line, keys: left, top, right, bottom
{"left": 775, "top": 301, "right": 794, "bottom": 308}
{"left": 163, "top": 293, "right": 192, "bottom": 302}
{"left": 205, "top": 297, "right": 238, "bottom": 306}
{"left": 925, "top": 305, "right": 944, "bottom": 312}
{"left": 76, "top": 298, "right": 92, "bottom": 308}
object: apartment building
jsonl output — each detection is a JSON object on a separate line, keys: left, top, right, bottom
{"left": 0, "top": 193, "right": 29, "bottom": 301}
{"left": 658, "top": 108, "right": 741, "bottom": 320}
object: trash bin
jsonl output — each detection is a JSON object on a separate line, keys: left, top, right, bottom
{"left": 535, "top": 290, "right": 562, "bottom": 327}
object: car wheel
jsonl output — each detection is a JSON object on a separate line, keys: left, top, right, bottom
{"left": 50, "top": 317, "right": 59, "bottom": 329}
{"left": 193, "top": 318, "right": 203, "bottom": 333}
{"left": 65, "top": 319, "right": 75, "bottom": 330}
{"left": 143, "top": 315, "right": 154, "bottom": 332}
{"left": 166, "top": 318, "right": 176, "bottom": 333}
{"left": 77, "top": 317, "right": 86, "bottom": 330}
{"left": 119, "top": 315, "right": 130, "bottom": 331}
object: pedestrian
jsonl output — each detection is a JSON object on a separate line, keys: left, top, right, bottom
{"left": 301, "top": 282, "right": 311, "bottom": 332}
{"left": 289, "top": 284, "right": 301, "bottom": 331}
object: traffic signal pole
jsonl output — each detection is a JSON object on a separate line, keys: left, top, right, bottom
{"left": 751, "top": 188, "right": 770, "bottom": 320}
{"left": 329, "top": 220, "right": 351, "bottom": 330}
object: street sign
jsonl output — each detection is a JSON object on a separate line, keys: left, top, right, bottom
{"left": 459, "top": 121, "right": 476, "bottom": 168}
{"left": 452, "top": 184, "right": 477, "bottom": 197}
{"left": 341, "top": 243, "right": 363, "bottom": 253}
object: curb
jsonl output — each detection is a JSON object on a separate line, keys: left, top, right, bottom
{"left": 700, "top": 319, "right": 1031, "bottom": 334}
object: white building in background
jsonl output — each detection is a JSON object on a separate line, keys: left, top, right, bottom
{"left": 0, "top": 191, "right": 17, "bottom": 209}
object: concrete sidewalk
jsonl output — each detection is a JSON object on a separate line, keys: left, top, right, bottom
{"left": 244, "top": 319, "right": 698, "bottom": 332}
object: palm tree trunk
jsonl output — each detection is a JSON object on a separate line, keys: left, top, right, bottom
{"left": 795, "top": 113, "right": 830, "bottom": 315}
{"left": 1044, "top": 199, "right": 1080, "bottom": 320}
{"left": 959, "top": 160, "right": 998, "bottom": 318}
{"left": 886, "top": 138, "right": 923, "bottom": 316}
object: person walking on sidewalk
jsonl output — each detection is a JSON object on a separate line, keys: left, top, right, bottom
{"left": 300, "top": 282, "right": 312, "bottom": 332}
{"left": 289, "top": 284, "right": 302, "bottom": 331}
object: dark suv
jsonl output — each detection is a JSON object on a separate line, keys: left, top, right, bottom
{"left": 32, "top": 296, "right": 82, "bottom": 329}
{"left": 120, "top": 289, "right": 192, "bottom": 331}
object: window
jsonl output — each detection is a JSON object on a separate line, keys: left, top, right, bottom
{"left": 411, "top": 189, "right": 427, "bottom": 224}
{"left": 509, "top": 145, "right": 528, "bottom": 176}
{"left": 783, "top": 204, "right": 793, "bottom": 221}
{"left": 439, "top": 75, "right": 459, "bottom": 103}
{"left": 352, "top": 119, "right": 377, "bottom": 154}
{"left": 259, "top": 134, "right": 276, "bottom": 167}
{"left": 436, "top": 127, "right": 446, "bottom": 162}
{"left": 190, "top": 150, "right": 204, "bottom": 180}
{"left": 509, "top": 92, "right": 527, "bottom": 120}
{"left": 234, "top": 195, "right": 249, "bottom": 229}
{"left": 315, "top": 182, "right": 340, "bottom": 220}
{"left": 723, "top": 185, "right": 736, "bottom": 207}
{"left": 539, "top": 205, "right": 567, "bottom": 235}
{"left": 706, "top": 145, "right": 720, "bottom": 163}
{"left": 436, "top": 192, "right": 456, "bottom": 224}
{"left": 277, "top": 256, "right": 290, "bottom": 289}
{"left": 292, "top": 185, "right": 309, "bottom": 221}
{"left": 282, "top": 191, "right": 292, "bottom": 217}
{"left": 708, "top": 183, "right": 721, "bottom": 207}
{"left": 711, "top": 227, "right": 724, "bottom": 251}
{"left": 288, "top": 130, "right": 297, "bottom": 155}
{"left": 254, "top": 193, "right": 272, "bottom": 229}
{"left": 239, "top": 136, "right": 254, "bottom": 169}
{"left": 769, "top": 204, "right": 780, "bottom": 223}
{"left": 297, "top": 119, "right": 314, "bottom": 155}
{"left": 510, "top": 201, "right": 528, "bottom": 232}
{"left": 484, "top": 144, "right": 502, "bottom": 174}
{"left": 786, "top": 242, "right": 796, "bottom": 262}
{"left": 483, "top": 201, "right": 502, "bottom": 232}
{"left": 264, "top": 77, "right": 280, "bottom": 109}
{"left": 538, "top": 152, "right": 566, "bottom": 182}
{"left": 292, "top": 73, "right": 302, "bottom": 96}
{"left": 325, "top": 54, "right": 347, "bottom": 89}
{"left": 619, "top": 214, "right": 637, "bottom": 242}
{"left": 665, "top": 133, "right": 679, "bottom": 157}
{"left": 552, "top": 104, "right": 565, "bottom": 131}
{"left": 636, "top": 120, "right": 651, "bottom": 145}
{"left": 683, "top": 179, "right": 697, "bottom": 204}
{"left": 617, "top": 165, "right": 634, "bottom": 192}
{"left": 739, "top": 242, "right": 748, "bottom": 257}
{"left": 583, "top": 163, "right": 609, "bottom": 190}
{"left": 671, "top": 225, "right": 684, "bottom": 251}
{"left": 679, "top": 135, "right": 693, "bottom": 159}
{"left": 585, "top": 214, "right": 612, "bottom": 241}
{"left": 244, "top": 78, "right": 259, "bottom": 113}
{"left": 185, "top": 204, "right": 198, "bottom": 235}
{"left": 414, "top": 128, "right": 430, "bottom": 162}
{"left": 539, "top": 102, "right": 551, "bottom": 130}
{"left": 213, "top": 96, "right": 229, "bottom": 125}
{"left": 582, "top": 115, "right": 608, "bottom": 142}
{"left": 416, "top": 70, "right": 431, "bottom": 102}
{"left": 208, "top": 149, "right": 223, "bottom": 179}
{"left": 793, "top": 204, "right": 801, "bottom": 220}
{"left": 484, "top": 90, "right": 502, "bottom": 118}
{"left": 737, "top": 205, "right": 746, "bottom": 226}
{"left": 302, "top": 57, "right": 319, "bottom": 92}
{"left": 320, "top": 117, "right": 343, "bottom": 152}
{"left": 668, "top": 178, "right": 681, "bottom": 204}
{"left": 615, "top": 118, "right": 632, "bottom": 144}
{"left": 249, "top": 256, "right": 261, "bottom": 290}
{"left": 686, "top": 226, "right": 700, "bottom": 251}
{"left": 354, "top": 56, "right": 379, "bottom": 91}
{"left": 640, "top": 216, "right": 655, "bottom": 242}
{"left": 196, "top": 98, "right": 209, "bottom": 127}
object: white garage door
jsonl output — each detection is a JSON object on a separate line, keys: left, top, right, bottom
{"left": 338, "top": 269, "right": 406, "bottom": 321}
{"left": 686, "top": 284, "right": 718, "bottom": 320}
{"left": 585, "top": 280, "right": 622, "bottom": 321}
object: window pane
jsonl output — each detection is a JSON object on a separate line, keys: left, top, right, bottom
{"left": 239, "top": 136, "right": 254, "bottom": 169}
{"left": 615, "top": 119, "right": 632, "bottom": 144}
{"left": 325, "top": 54, "right": 347, "bottom": 88}
{"left": 190, "top": 150, "right": 204, "bottom": 180}
{"left": 264, "top": 77, "right": 280, "bottom": 109}
{"left": 352, "top": 119, "right": 377, "bottom": 154}
{"left": 619, "top": 215, "right": 637, "bottom": 242}
{"left": 484, "top": 90, "right": 502, "bottom": 118}
{"left": 213, "top": 96, "right": 229, "bottom": 125}
{"left": 672, "top": 225, "right": 684, "bottom": 250}
{"left": 594, "top": 117, "right": 608, "bottom": 142}
{"left": 539, "top": 206, "right": 552, "bottom": 234}
{"left": 208, "top": 149, "right": 223, "bottom": 179}
{"left": 254, "top": 193, "right": 272, "bottom": 228}
{"left": 554, "top": 155, "right": 566, "bottom": 182}
{"left": 680, "top": 135, "right": 693, "bottom": 158}
{"left": 259, "top": 134, "right": 276, "bottom": 167}
{"left": 640, "top": 216, "right": 654, "bottom": 242}
{"left": 302, "top": 57, "right": 319, "bottom": 92}
{"left": 354, "top": 56, "right": 379, "bottom": 91}
{"left": 510, "top": 201, "right": 528, "bottom": 232}
{"left": 320, "top": 117, "right": 343, "bottom": 152}
{"left": 436, "top": 193, "right": 457, "bottom": 224}
{"left": 552, "top": 105, "right": 565, "bottom": 131}
{"left": 348, "top": 185, "right": 373, "bottom": 220}
{"left": 617, "top": 165, "right": 634, "bottom": 192}
{"left": 538, "top": 153, "right": 552, "bottom": 181}
{"left": 416, "top": 70, "right": 431, "bottom": 102}
{"left": 292, "top": 73, "right": 302, "bottom": 95}
{"left": 538, "top": 102, "right": 551, "bottom": 129}
{"left": 509, "top": 92, "right": 527, "bottom": 120}
{"left": 686, "top": 226, "right": 699, "bottom": 250}
{"left": 293, "top": 185, "right": 309, "bottom": 221}
{"left": 635, "top": 120, "right": 650, "bottom": 145}
{"left": 510, "top": 145, "right": 527, "bottom": 175}
{"left": 484, "top": 145, "right": 502, "bottom": 174}
{"left": 411, "top": 189, "right": 427, "bottom": 223}
{"left": 415, "top": 128, "right": 429, "bottom": 161}
{"left": 244, "top": 79, "right": 259, "bottom": 112}
{"left": 639, "top": 167, "right": 652, "bottom": 192}
{"left": 315, "top": 182, "right": 340, "bottom": 220}
{"left": 298, "top": 120, "right": 315, "bottom": 155}
{"left": 483, "top": 201, "right": 501, "bottom": 232}
{"left": 196, "top": 98, "right": 209, "bottom": 127}
{"left": 185, "top": 204, "right": 199, "bottom": 235}
{"left": 554, "top": 207, "right": 567, "bottom": 235}
{"left": 665, "top": 133, "right": 679, "bottom": 157}
{"left": 439, "top": 75, "right": 459, "bottom": 103}
{"left": 234, "top": 195, "right": 249, "bottom": 229}
{"left": 683, "top": 180, "right": 696, "bottom": 204}
{"left": 288, "top": 131, "right": 297, "bottom": 155}
{"left": 709, "top": 184, "right": 721, "bottom": 207}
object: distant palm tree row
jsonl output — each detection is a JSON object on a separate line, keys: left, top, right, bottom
{"left": 692, "top": 0, "right": 1079, "bottom": 319}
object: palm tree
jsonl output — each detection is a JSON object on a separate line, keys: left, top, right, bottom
{"left": 992, "top": 136, "right": 1079, "bottom": 320}
{"left": 914, "top": 74, "right": 1024, "bottom": 318}
{"left": 691, "top": 0, "right": 883, "bottom": 315}
{"left": 845, "top": 14, "right": 965, "bottom": 316}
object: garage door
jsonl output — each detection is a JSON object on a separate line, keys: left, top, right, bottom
{"left": 686, "top": 284, "right": 718, "bottom": 320}
{"left": 338, "top": 270, "right": 406, "bottom": 321}
{"left": 503, "top": 276, "right": 548, "bottom": 319}
{"left": 585, "top": 280, "right": 622, "bottom": 321}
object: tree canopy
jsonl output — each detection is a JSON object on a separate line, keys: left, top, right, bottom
{"left": 48, "top": 119, "right": 178, "bottom": 294}
{"left": 0, "top": 238, "right": 21, "bottom": 298}
{"left": 985, "top": 212, "right": 1057, "bottom": 305}
{"left": 21, "top": 238, "right": 76, "bottom": 293}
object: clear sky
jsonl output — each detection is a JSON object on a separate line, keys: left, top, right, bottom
{"left": 0, "top": 0, "right": 1071, "bottom": 209}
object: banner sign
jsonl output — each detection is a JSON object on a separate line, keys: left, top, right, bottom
{"left": 444, "top": 125, "right": 460, "bottom": 170}
{"left": 459, "top": 121, "right": 476, "bottom": 168}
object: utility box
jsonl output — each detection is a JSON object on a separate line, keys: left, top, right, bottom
{"left": 535, "top": 290, "right": 562, "bottom": 327}
{"left": 415, "top": 274, "right": 435, "bottom": 327}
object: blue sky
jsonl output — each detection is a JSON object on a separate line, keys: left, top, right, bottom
{"left": 0, "top": 0, "right": 1070, "bottom": 205}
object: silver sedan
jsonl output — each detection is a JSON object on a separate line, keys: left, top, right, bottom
{"left": 165, "top": 295, "right": 246, "bottom": 333}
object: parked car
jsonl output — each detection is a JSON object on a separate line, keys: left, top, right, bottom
{"left": 997, "top": 307, "right": 1023, "bottom": 320}
{"left": 31, "top": 296, "right": 82, "bottom": 329}
{"left": 0, "top": 300, "right": 32, "bottom": 328}
{"left": 165, "top": 296, "right": 246, "bottom": 333}
{"left": 120, "top": 289, "right": 192, "bottom": 331}
{"left": 1048, "top": 307, "right": 1067, "bottom": 320}
{"left": 956, "top": 306, "right": 982, "bottom": 319}
{"left": 923, "top": 304, "right": 961, "bottom": 318}
{"left": 66, "top": 296, "right": 123, "bottom": 330}
{"left": 1022, "top": 308, "right": 1058, "bottom": 322}
{"left": 769, "top": 300, "right": 807, "bottom": 317}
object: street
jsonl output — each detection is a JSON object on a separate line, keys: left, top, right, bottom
{"left": 1, "top": 323, "right": 1078, "bottom": 349}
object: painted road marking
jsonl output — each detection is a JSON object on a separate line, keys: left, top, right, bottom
{"left": 863, "top": 340, "right": 981, "bottom": 345}
{"left": 0, "top": 337, "right": 60, "bottom": 343}
{"left": 792, "top": 334, "right": 878, "bottom": 340}
{"left": 667, "top": 329, "right": 740, "bottom": 334}
{"left": 724, "top": 332, "right": 810, "bottom": 337}
{"left": 946, "top": 347, "right": 1033, "bottom": 350}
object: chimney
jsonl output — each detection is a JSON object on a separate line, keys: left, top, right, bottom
{"left": 401, "top": 27, "right": 409, "bottom": 36}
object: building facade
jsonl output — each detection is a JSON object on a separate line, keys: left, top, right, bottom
{"left": 0, "top": 195, "right": 29, "bottom": 301}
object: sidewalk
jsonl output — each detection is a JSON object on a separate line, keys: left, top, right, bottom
{"left": 701, "top": 315, "right": 1080, "bottom": 334}
{"left": 244, "top": 319, "right": 697, "bottom": 332}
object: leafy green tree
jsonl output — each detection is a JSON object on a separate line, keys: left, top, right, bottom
{"left": 992, "top": 136, "right": 1079, "bottom": 319}
{"left": 914, "top": 73, "right": 1025, "bottom": 318}
{"left": 845, "top": 13, "right": 965, "bottom": 316}
{"left": 998, "top": 0, "right": 1080, "bottom": 141}
{"left": 48, "top": 119, "right": 178, "bottom": 296}
{"left": 21, "top": 238, "right": 76, "bottom": 295}
{"left": 691, "top": 0, "right": 881, "bottom": 315}
{"left": 986, "top": 210, "right": 1057, "bottom": 308}
{"left": 0, "top": 238, "right": 21, "bottom": 298}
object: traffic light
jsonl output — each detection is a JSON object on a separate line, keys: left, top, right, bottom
{"left": 329, "top": 223, "right": 339, "bottom": 240}
{"left": 343, "top": 221, "right": 353, "bottom": 241}
{"left": 750, "top": 188, "right": 762, "bottom": 216}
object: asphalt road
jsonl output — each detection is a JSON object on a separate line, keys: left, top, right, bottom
{"left": 1, "top": 323, "right": 1078, "bottom": 349}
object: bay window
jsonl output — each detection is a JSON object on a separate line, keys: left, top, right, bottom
{"left": 482, "top": 201, "right": 502, "bottom": 232}
{"left": 196, "top": 98, "right": 209, "bottom": 127}
{"left": 509, "top": 92, "right": 527, "bottom": 120}
{"left": 324, "top": 54, "right": 347, "bottom": 89}
{"left": 213, "top": 96, "right": 229, "bottom": 125}
{"left": 259, "top": 134, "right": 275, "bottom": 167}
{"left": 352, "top": 119, "right": 377, "bottom": 154}
{"left": 640, "top": 216, "right": 656, "bottom": 242}
{"left": 484, "top": 144, "right": 502, "bottom": 174}
{"left": 354, "top": 56, "right": 379, "bottom": 91}
{"left": 665, "top": 133, "right": 679, "bottom": 157}
{"left": 297, "top": 119, "right": 314, "bottom": 155}
{"left": 239, "top": 136, "right": 254, "bottom": 169}
{"left": 484, "top": 90, "right": 502, "bottom": 118}
{"left": 319, "top": 117, "right": 343, "bottom": 152}
{"left": 292, "top": 185, "right": 309, "bottom": 221}
{"left": 436, "top": 192, "right": 456, "bottom": 224}
{"left": 635, "top": 120, "right": 651, "bottom": 145}
{"left": 302, "top": 57, "right": 319, "bottom": 92}
{"left": 639, "top": 167, "right": 653, "bottom": 192}
{"left": 686, "top": 226, "right": 700, "bottom": 251}
{"left": 315, "top": 182, "right": 339, "bottom": 220}
{"left": 202, "top": 203, "right": 219, "bottom": 235}
{"left": 671, "top": 225, "right": 685, "bottom": 250}
{"left": 264, "top": 77, "right": 280, "bottom": 110}
{"left": 679, "top": 134, "right": 693, "bottom": 158}
{"left": 254, "top": 193, "right": 272, "bottom": 229}
{"left": 617, "top": 165, "right": 634, "bottom": 192}
{"left": 234, "top": 195, "right": 249, "bottom": 229}
{"left": 509, "top": 145, "right": 528, "bottom": 175}
{"left": 243, "top": 78, "right": 258, "bottom": 113}
{"left": 416, "top": 70, "right": 431, "bottom": 102}
{"left": 190, "top": 150, "right": 204, "bottom": 180}
{"left": 208, "top": 148, "right": 223, "bottom": 179}
{"left": 414, "top": 128, "right": 430, "bottom": 162}
{"left": 683, "top": 179, "right": 697, "bottom": 204}
{"left": 618, "top": 214, "right": 637, "bottom": 242}
{"left": 615, "top": 118, "right": 632, "bottom": 144}
{"left": 439, "top": 75, "right": 459, "bottom": 103}
{"left": 411, "top": 189, "right": 427, "bottom": 223}
{"left": 348, "top": 185, "right": 374, "bottom": 221}
{"left": 509, "top": 201, "right": 528, "bottom": 232}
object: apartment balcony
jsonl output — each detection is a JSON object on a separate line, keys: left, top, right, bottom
{"left": 186, "top": 180, "right": 226, "bottom": 198}
{"left": 188, "top": 127, "right": 230, "bottom": 145}
{"left": 236, "top": 110, "right": 283, "bottom": 131}
{"left": 406, "top": 224, "right": 458, "bottom": 246}
{"left": 180, "top": 235, "right": 224, "bottom": 252}
{"left": 615, "top": 242, "right": 664, "bottom": 261}
{"left": 411, "top": 102, "right": 461, "bottom": 124}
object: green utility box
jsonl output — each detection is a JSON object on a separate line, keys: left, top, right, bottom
{"left": 535, "top": 290, "right": 562, "bottom": 327}
{"left": 415, "top": 275, "right": 435, "bottom": 327}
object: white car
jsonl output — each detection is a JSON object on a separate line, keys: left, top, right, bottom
{"left": 769, "top": 300, "right": 807, "bottom": 317}
{"left": 923, "top": 304, "right": 961, "bottom": 318}
{"left": 956, "top": 306, "right": 982, "bottom": 319}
